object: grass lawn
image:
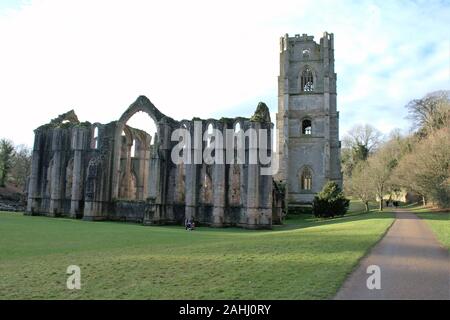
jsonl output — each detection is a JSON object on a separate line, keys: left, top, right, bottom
{"left": 0, "top": 209, "right": 394, "bottom": 300}
{"left": 410, "top": 207, "right": 449, "bottom": 251}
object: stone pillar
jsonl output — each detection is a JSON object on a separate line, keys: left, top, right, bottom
{"left": 211, "top": 124, "right": 225, "bottom": 227}
{"left": 258, "top": 123, "right": 273, "bottom": 228}
{"left": 125, "top": 142, "right": 132, "bottom": 198}
{"left": 136, "top": 138, "right": 151, "bottom": 200}
{"left": 49, "top": 129, "right": 63, "bottom": 216}
{"left": 144, "top": 126, "right": 168, "bottom": 225}
{"left": 26, "top": 131, "right": 42, "bottom": 214}
{"left": 184, "top": 153, "right": 198, "bottom": 221}
{"left": 185, "top": 123, "right": 201, "bottom": 222}
{"left": 246, "top": 123, "right": 259, "bottom": 229}
{"left": 246, "top": 163, "right": 259, "bottom": 229}
{"left": 141, "top": 138, "right": 151, "bottom": 200}
{"left": 70, "top": 128, "right": 86, "bottom": 218}
{"left": 147, "top": 147, "right": 159, "bottom": 200}
{"left": 144, "top": 147, "right": 160, "bottom": 224}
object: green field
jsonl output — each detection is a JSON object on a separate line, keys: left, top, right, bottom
{"left": 0, "top": 208, "right": 394, "bottom": 300}
{"left": 412, "top": 208, "right": 450, "bottom": 251}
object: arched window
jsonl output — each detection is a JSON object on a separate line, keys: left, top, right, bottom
{"left": 232, "top": 122, "right": 245, "bottom": 164}
{"left": 301, "top": 67, "right": 314, "bottom": 92}
{"left": 302, "top": 119, "right": 312, "bottom": 135}
{"left": 301, "top": 167, "right": 313, "bottom": 191}
{"left": 234, "top": 122, "right": 241, "bottom": 133}
{"left": 302, "top": 49, "right": 310, "bottom": 58}
{"left": 206, "top": 123, "right": 214, "bottom": 147}
{"left": 92, "top": 127, "right": 99, "bottom": 149}
{"left": 130, "top": 139, "right": 137, "bottom": 157}
{"left": 179, "top": 123, "right": 189, "bottom": 159}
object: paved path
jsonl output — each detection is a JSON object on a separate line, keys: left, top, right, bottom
{"left": 335, "top": 210, "right": 449, "bottom": 300}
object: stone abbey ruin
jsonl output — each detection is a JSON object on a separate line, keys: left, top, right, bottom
{"left": 26, "top": 32, "right": 342, "bottom": 229}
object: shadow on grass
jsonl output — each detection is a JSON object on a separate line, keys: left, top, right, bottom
{"left": 275, "top": 210, "right": 395, "bottom": 232}
{"left": 1, "top": 209, "right": 397, "bottom": 235}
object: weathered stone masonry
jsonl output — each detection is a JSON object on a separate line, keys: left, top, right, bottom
{"left": 26, "top": 32, "right": 342, "bottom": 227}
{"left": 27, "top": 97, "right": 284, "bottom": 229}
{"left": 276, "top": 32, "right": 342, "bottom": 209}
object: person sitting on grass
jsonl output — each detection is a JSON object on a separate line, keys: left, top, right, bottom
{"left": 185, "top": 218, "right": 195, "bottom": 231}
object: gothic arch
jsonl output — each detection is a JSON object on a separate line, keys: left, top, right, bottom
{"left": 112, "top": 96, "right": 164, "bottom": 199}
{"left": 91, "top": 123, "right": 101, "bottom": 149}
{"left": 298, "top": 65, "right": 316, "bottom": 92}
{"left": 301, "top": 117, "right": 312, "bottom": 135}
{"left": 118, "top": 96, "right": 166, "bottom": 126}
{"left": 205, "top": 122, "right": 215, "bottom": 147}
{"left": 298, "top": 166, "right": 313, "bottom": 191}
{"left": 230, "top": 121, "right": 244, "bottom": 163}
{"left": 233, "top": 120, "right": 243, "bottom": 133}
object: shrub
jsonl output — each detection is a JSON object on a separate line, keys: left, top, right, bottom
{"left": 313, "top": 181, "right": 350, "bottom": 218}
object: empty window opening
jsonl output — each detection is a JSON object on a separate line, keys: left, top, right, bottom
{"left": 302, "top": 49, "right": 310, "bottom": 58}
{"left": 207, "top": 123, "right": 214, "bottom": 147}
{"left": 234, "top": 122, "right": 241, "bottom": 133}
{"left": 92, "top": 127, "right": 99, "bottom": 149}
{"left": 126, "top": 111, "right": 157, "bottom": 145}
{"left": 302, "top": 119, "right": 312, "bottom": 135}
{"left": 301, "top": 67, "right": 314, "bottom": 92}
{"left": 130, "top": 139, "right": 137, "bottom": 157}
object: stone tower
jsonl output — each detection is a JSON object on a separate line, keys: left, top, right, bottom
{"left": 276, "top": 32, "right": 342, "bottom": 208}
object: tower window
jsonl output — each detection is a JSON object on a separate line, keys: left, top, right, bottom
{"left": 301, "top": 67, "right": 314, "bottom": 92}
{"left": 301, "top": 167, "right": 313, "bottom": 191}
{"left": 302, "top": 49, "right": 310, "bottom": 58}
{"left": 302, "top": 119, "right": 312, "bottom": 135}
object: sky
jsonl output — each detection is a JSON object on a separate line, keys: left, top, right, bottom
{"left": 0, "top": 0, "right": 449, "bottom": 147}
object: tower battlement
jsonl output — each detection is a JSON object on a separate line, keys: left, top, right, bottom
{"left": 280, "top": 32, "right": 334, "bottom": 52}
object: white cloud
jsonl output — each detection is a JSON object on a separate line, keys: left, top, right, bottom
{"left": 0, "top": 0, "right": 449, "bottom": 146}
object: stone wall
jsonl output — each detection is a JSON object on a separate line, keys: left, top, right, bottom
{"left": 27, "top": 97, "right": 284, "bottom": 229}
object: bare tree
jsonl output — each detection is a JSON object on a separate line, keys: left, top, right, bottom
{"left": 343, "top": 124, "right": 384, "bottom": 156}
{"left": 348, "top": 161, "right": 376, "bottom": 212}
{"left": 394, "top": 127, "right": 450, "bottom": 208}
{"left": 10, "top": 145, "right": 32, "bottom": 191}
{"left": 367, "top": 141, "right": 399, "bottom": 211}
{"left": 406, "top": 90, "right": 450, "bottom": 137}
{"left": 341, "top": 124, "right": 383, "bottom": 179}
{"left": 393, "top": 151, "right": 428, "bottom": 205}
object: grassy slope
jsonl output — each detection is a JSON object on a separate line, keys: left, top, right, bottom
{"left": 0, "top": 208, "right": 394, "bottom": 300}
{"left": 411, "top": 207, "right": 449, "bottom": 251}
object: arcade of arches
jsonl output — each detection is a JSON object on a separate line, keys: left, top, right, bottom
{"left": 26, "top": 96, "right": 284, "bottom": 229}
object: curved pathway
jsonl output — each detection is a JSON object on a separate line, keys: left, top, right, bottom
{"left": 335, "top": 210, "right": 449, "bottom": 300}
